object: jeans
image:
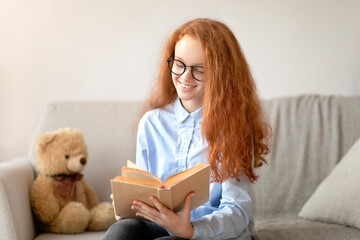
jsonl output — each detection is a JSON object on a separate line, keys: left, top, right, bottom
{"left": 103, "top": 218, "right": 255, "bottom": 240}
{"left": 103, "top": 219, "right": 187, "bottom": 240}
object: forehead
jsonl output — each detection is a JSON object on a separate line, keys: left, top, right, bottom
{"left": 174, "top": 35, "right": 204, "bottom": 64}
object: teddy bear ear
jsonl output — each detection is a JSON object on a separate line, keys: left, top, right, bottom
{"left": 36, "top": 132, "right": 56, "bottom": 153}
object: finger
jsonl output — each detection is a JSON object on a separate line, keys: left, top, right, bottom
{"left": 112, "top": 205, "right": 121, "bottom": 221}
{"left": 135, "top": 211, "right": 157, "bottom": 222}
{"left": 149, "top": 196, "right": 168, "bottom": 213}
{"left": 110, "top": 193, "right": 113, "bottom": 200}
{"left": 132, "top": 200, "right": 160, "bottom": 217}
{"left": 132, "top": 200, "right": 162, "bottom": 224}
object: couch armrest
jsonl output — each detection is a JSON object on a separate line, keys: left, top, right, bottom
{"left": 0, "top": 157, "right": 36, "bottom": 240}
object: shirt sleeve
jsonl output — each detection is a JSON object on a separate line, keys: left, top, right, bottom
{"left": 191, "top": 176, "right": 253, "bottom": 240}
{"left": 135, "top": 113, "right": 150, "bottom": 171}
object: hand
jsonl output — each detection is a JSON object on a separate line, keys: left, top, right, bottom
{"left": 131, "top": 192, "right": 195, "bottom": 239}
{"left": 110, "top": 193, "right": 122, "bottom": 221}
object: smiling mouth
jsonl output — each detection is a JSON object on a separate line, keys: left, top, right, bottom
{"left": 178, "top": 80, "right": 196, "bottom": 89}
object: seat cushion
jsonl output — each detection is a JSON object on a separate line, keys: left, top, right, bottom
{"left": 253, "top": 217, "right": 360, "bottom": 240}
{"left": 35, "top": 231, "right": 106, "bottom": 240}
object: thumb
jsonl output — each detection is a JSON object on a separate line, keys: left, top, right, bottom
{"left": 183, "top": 192, "right": 195, "bottom": 212}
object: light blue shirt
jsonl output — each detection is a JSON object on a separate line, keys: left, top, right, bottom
{"left": 136, "top": 98, "right": 253, "bottom": 240}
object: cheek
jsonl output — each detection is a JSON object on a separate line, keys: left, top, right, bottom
{"left": 198, "top": 83, "right": 205, "bottom": 94}
{"left": 172, "top": 75, "right": 178, "bottom": 85}
{"left": 172, "top": 75, "right": 181, "bottom": 91}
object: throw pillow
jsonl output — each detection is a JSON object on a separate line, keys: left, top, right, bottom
{"left": 299, "top": 137, "right": 360, "bottom": 229}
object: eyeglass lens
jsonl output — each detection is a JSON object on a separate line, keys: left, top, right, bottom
{"left": 168, "top": 59, "right": 204, "bottom": 82}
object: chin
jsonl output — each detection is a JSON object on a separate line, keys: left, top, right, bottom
{"left": 178, "top": 93, "right": 197, "bottom": 103}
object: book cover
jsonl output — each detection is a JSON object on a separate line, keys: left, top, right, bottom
{"left": 110, "top": 161, "right": 210, "bottom": 219}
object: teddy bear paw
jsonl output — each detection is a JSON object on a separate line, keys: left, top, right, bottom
{"left": 52, "top": 202, "right": 90, "bottom": 234}
{"left": 87, "top": 202, "right": 116, "bottom": 231}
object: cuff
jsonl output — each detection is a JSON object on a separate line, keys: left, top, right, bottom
{"left": 191, "top": 220, "right": 207, "bottom": 239}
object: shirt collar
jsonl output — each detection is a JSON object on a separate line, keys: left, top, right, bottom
{"left": 174, "top": 97, "right": 203, "bottom": 124}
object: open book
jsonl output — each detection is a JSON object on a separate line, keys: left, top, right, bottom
{"left": 110, "top": 160, "right": 210, "bottom": 219}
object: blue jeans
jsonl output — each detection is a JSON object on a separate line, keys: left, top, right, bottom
{"left": 103, "top": 219, "right": 187, "bottom": 240}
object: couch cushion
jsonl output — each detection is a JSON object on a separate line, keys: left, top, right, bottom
{"left": 253, "top": 95, "right": 360, "bottom": 220}
{"left": 253, "top": 217, "right": 360, "bottom": 240}
{"left": 0, "top": 157, "right": 36, "bottom": 240}
{"left": 35, "top": 231, "right": 105, "bottom": 240}
{"left": 28, "top": 96, "right": 360, "bottom": 223}
{"left": 29, "top": 101, "right": 143, "bottom": 202}
{"left": 299, "top": 137, "right": 360, "bottom": 229}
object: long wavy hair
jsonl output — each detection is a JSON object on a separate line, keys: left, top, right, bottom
{"left": 141, "top": 18, "right": 271, "bottom": 183}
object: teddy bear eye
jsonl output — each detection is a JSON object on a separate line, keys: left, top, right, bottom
{"left": 65, "top": 155, "right": 70, "bottom": 159}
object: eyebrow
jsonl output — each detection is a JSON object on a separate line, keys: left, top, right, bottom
{"left": 174, "top": 56, "right": 204, "bottom": 67}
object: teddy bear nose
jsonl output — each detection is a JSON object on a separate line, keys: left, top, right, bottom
{"left": 80, "top": 157, "right": 87, "bottom": 165}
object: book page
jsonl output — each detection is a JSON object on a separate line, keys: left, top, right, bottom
{"left": 122, "top": 167, "right": 162, "bottom": 183}
{"left": 126, "top": 160, "right": 144, "bottom": 170}
{"left": 164, "top": 163, "right": 208, "bottom": 187}
{"left": 113, "top": 176, "right": 162, "bottom": 188}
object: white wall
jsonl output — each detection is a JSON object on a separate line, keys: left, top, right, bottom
{"left": 1, "top": 0, "right": 360, "bottom": 162}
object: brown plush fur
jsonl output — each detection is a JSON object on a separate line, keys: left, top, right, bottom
{"left": 30, "top": 128, "right": 115, "bottom": 234}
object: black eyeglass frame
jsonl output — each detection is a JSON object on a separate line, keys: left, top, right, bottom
{"left": 167, "top": 58, "right": 205, "bottom": 82}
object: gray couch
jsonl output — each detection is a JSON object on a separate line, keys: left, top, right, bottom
{"left": 1, "top": 95, "right": 360, "bottom": 240}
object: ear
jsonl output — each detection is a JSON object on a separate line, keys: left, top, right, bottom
{"left": 36, "top": 132, "right": 56, "bottom": 153}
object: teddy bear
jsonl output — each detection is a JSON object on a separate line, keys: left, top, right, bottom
{"left": 30, "top": 128, "right": 116, "bottom": 234}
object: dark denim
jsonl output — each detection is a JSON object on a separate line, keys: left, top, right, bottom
{"left": 103, "top": 218, "right": 254, "bottom": 240}
{"left": 103, "top": 219, "right": 187, "bottom": 240}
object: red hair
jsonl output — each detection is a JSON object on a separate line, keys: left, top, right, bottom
{"left": 142, "top": 18, "right": 271, "bottom": 183}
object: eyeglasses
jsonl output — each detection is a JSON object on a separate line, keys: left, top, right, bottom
{"left": 167, "top": 58, "right": 205, "bottom": 82}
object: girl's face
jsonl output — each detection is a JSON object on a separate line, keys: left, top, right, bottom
{"left": 172, "top": 35, "right": 205, "bottom": 113}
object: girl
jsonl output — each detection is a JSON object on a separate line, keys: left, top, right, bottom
{"left": 104, "top": 18, "right": 270, "bottom": 240}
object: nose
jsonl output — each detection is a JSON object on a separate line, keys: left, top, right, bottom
{"left": 179, "top": 67, "right": 193, "bottom": 81}
{"left": 80, "top": 157, "right": 87, "bottom": 165}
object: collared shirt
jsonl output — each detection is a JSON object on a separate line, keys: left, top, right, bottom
{"left": 136, "top": 98, "right": 253, "bottom": 240}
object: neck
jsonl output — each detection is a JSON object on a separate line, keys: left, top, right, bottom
{"left": 180, "top": 99, "right": 203, "bottom": 113}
